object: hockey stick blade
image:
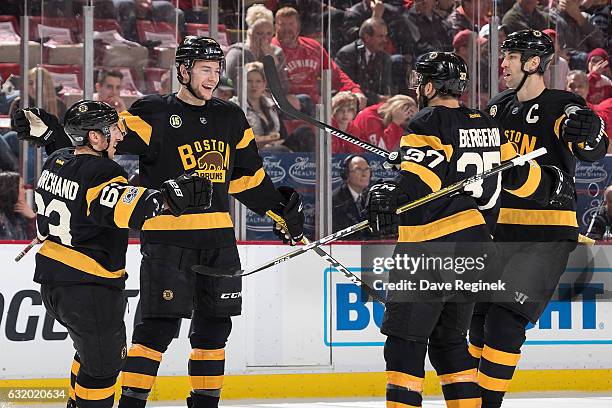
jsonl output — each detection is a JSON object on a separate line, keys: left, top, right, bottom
{"left": 262, "top": 55, "right": 392, "bottom": 161}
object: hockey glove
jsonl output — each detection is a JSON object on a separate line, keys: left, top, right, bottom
{"left": 366, "top": 180, "right": 400, "bottom": 236}
{"left": 562, "top": 104, "right": 605, "bottom": 146}
{"left": 11, "top": 108, "right": 61, "bottom": 146}
{"left": 541, "top": 165, "right": 575, "bottom": 208}
{"left": 270, "top": 186, "right": 305, "bottom": 245}
{"left": 160, "top": 173, "right": 213, "bottom": 216}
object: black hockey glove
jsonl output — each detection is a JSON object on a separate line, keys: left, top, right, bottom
{"left": 366, "top": 180, "right": 400, "bottom": 236}
{"left": 269, "top": 186, "right": 305, "bottom": 245}
{"left": 11, "top": 108, "right": 61, "bottom": 146}
{"left": 541, "top": 165, "right": 575, "bottom": 208}
{"left": 562, "top": 104, "right": 605, "bottom": 146}
{"left": 160, "top": 173, "right": 213, "bottom": 216}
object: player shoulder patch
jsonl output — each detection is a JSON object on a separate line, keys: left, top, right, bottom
{"left": 489, "top": 105, "right": 497, "bottom": 117}
{"left": 170, "top": 114, "right": 182, "bottom": 128}
{"left": 122, "top": 186, "right": 140, "bottom": 204}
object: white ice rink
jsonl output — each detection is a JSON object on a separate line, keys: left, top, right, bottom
{"left": 21, "top": 395, "right": 612, "bottom": 408}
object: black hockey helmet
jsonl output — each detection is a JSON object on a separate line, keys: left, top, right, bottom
{"left": 501, "top": 29, "right": 554, "bottom": 74}
{"left": 63, "top": 100, "right": 118, "bottom": 146}
{"left": 410, "top": 52, "right": 469, "bottom": 97}
{"left": 175, "top": 36, "right": 224, "bottom": 71}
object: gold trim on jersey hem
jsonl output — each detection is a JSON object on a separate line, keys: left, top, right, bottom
{"left": 237, "top": 128, "right": 255, "bottom": 149}
{"left": 400, "top": 162, "right": 442, "bottom": 192}
{"left": 398, "top": 209, "right": 485, "bottom": 242}
{"left": 228, "top": 167, "right": 266, "bottom": 194}
{"left": 114, "top": 186, "right": 146, "bottom": 228}
{"left": 119, "top": 111, "right": 152, "bottom": 146}
{"left": 142, "top": 212, "right": 234, "bottom": 230}
{"left": 86, "top": 176, "right": 128, "bottom": 216}
{"left": 38, "top": 240, "right": 126, "bottom": 279}
{"left": 505, "top": 162, "right": 541, "bottom": 198}
{"left": 497, "top": 208, "right": 578, "bottom": 227}
{"left": 400, "top": 134, "right": 453, "bottom": 161}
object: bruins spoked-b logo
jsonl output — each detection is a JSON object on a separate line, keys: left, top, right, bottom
{"left": 178, "top": 138, "right": 229, "bottom": 183}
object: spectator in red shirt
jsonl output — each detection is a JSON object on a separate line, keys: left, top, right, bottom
{"left": 332, "top": 91, "right": 363, "bottom": 154}
{"left": 272, "top": 7, "right": 367, "bottom": 113}
{"left": 586, "top": 48, "right": 612, "bottom": 105}
{"left": 352, "top": 94, "right": 417, "bottom": 151}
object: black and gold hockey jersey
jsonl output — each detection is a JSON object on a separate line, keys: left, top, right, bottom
{"left": 34, "top": 148, "right": 161, "bottom": 288}
{"left": 397, "top": 105, "right": 552, "bottom": 242}
{"left": 116, "top": 94, "right": 283, "bottom": 248}
{"left": 488, "top": 88, "right": 608, "bottom": 242}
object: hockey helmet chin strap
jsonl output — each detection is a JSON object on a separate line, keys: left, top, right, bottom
{"left": 514, "top": 53, "right": 541, "bottom": 94}
{"left": 179, "top": 65, "right": 205, "bottom": 101}
{"left": 418, "top": 83, "right": 439, "bottom": 110}
{"left": 87, "top": 125, "right": 113, "bottom": 158}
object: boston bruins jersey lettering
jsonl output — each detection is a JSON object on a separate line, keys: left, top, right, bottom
{"left": 397, "top": 106, "right": 554, "bottom": 242}
{"left": 117, "top": 94, "right": 282, "bottom": 248}
{"left": 34, "top": 148, "right": 158, "bottom": 288}
{"left": 488, "top": 88, "right": 608, "bottom": 242}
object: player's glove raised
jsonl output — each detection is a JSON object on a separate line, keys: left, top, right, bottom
{"left": 540, "top": 165, "right": 575, "bottom": 208}
{"left": 366, "top": 180, "right": 400, "bottom": 236}
{"left": 11, "top": 108, "right": 61, "bottom": 146}
{"left": 160, "top": 173, "right": 213, "bottom": 216}
{"left": 562, "top": 104, "right": 605, "bottom": 146}
{"left": 269, "top": 186, "right": 305, "bottom": 245}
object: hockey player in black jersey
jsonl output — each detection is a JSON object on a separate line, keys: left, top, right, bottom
{"left": 469, "top": 30, "right": 608, "bottom": 408}
{"left": 364, "top": 52, "right": 574, "bottom": 408}
{"left": 16, "top": 100, "right": 212, "bottom": 408}
{"left": 12, "top": 36, "right": 304, "bottom": 408}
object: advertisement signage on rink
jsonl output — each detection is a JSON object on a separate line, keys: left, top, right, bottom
{"left": 325, "top": 245, "right": 612, "bottom": 348}
{"left": 1, "top": 243, "right": 611, "bottom": 379}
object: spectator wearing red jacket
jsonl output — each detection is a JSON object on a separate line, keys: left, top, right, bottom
{"left": 587, "top": 48, "right": 612, "bottom": 105}
{"left": 352, "top": 94, "right": 417, "bottom": 151}
{"left": 272, "top": 7, "right": 367, "bottom": 113}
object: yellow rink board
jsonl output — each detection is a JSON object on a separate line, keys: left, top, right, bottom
{"left": 1, "top": 369, "right": 612, "bottom": 401}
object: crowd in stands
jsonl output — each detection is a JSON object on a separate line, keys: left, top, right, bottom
{"left": 0, "top": 0, "right": 610, "bottom": 238}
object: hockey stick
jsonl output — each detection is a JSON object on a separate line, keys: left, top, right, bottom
{"left": 267, "top": 210, "right": 387, "bottom": 303}
{"left": 15, "top": 237, "right": 43, "bottom": 262}
{"left": 192, "top": 148, "right": 547, "bottom": 278}
{"left": 262, "top": 55, "right": 397, "bottom": 164}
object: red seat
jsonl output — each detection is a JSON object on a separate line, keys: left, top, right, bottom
{"left": 28, "top": 16, "right": 78, "bottom": 43}
{"left": 144, "top": 67, "right": 170, "bottom": 94}
{"left": 136, "top": 20, "right": 177, "bottom": 46}
{"left": 77, "top": 18, "right": 123, "bottom": 40}
{"left": 0, "top": 63, "right": 20, "bottom": 82}
{"left": 0, "top": 15, "right": 20, "bottom": 36}
{"left": 42, "top": 64, "right": 83, "bottom": 93}
{"left": 186, "top": 23, "right": 231, "bottom": 48}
